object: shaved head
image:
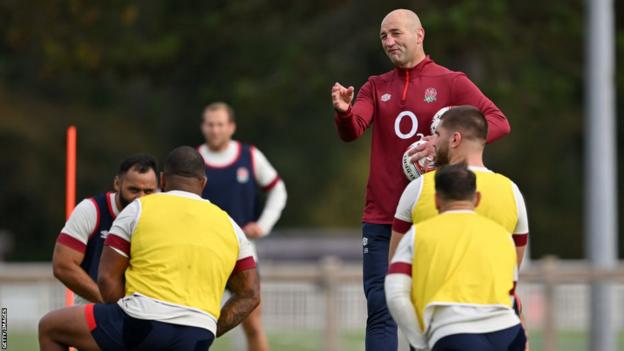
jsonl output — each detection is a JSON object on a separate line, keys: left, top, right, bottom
{"left": 161, "top": 146, "right": 208, "bottom": 194}
{"left": 381, "top": 9, "right": 422, "bottom": 32}
{"left": 164, "top": 146, "right": 205, "bottom": 179}
{"left": 379, "top": 9, "right": 426, "bottom": 68}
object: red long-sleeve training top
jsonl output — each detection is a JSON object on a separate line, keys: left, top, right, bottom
{"left": 335, "top": 57, "right": 510, "bottom": 224}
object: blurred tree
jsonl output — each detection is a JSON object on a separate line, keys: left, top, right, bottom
{"left": 0, "top": 0, "right": 621, "bottom": 260}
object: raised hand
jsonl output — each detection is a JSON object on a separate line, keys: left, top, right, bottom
{"left": 242, "top": 222, "right": 264, "bottom": 239}
{"left": 331, "top": 82, "right": 355, "bottom": 113}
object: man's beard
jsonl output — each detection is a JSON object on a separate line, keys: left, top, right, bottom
{"left": 118, "top": 192, "right": 132, "bottom": 209}
{"left": 435, "top": 144, "right": 450, "bottom": 166}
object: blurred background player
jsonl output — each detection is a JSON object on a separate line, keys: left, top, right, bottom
{"left": 198, "top": 102, "right": 287, "bottom": 351}
{"left": 385, "top": 164, "right": 525, "bottom": 351}
{"left": 52, "top": 154, "right": 158, "bottom": 304}
{"left": 330, "top": 9, "right": 509, "bottom": 350}
{"left": 390, "top": 106, "right": 529, "bottom": 267}
{"left": 39, "top": 146, "right": 260, "bottom": 351}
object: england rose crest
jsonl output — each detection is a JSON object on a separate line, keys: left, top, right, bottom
{"left": 424, "top": 87, "right": 437, "bottom": 103}
{"left": 237, "top": 167, "right": 250, "bottom": 183}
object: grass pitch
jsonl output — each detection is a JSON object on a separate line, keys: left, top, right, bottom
{"left": 10, "top": 330, "right": 624, "bottom": 350}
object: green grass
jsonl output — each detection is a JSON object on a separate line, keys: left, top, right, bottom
{"left": 10, "top": 330, "right": 624, "bottom": 350}
{"left": 528, "top": 330, "right": 624, "bottom": 351}
{"left": 10, "top": 330, "right": 361, "bottom": 351}
{"left": 7, "top": 332, "right": 38, "bottom": 351}
{"left": 211, "top": 330, "right": 364, "bottom": 351}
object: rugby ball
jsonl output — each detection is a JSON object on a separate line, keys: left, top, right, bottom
{"left": 402, "top": 140, "right": 434, "bottom": 181}
{"left": 430, "top": 106, "right": 453, "bottom": 134}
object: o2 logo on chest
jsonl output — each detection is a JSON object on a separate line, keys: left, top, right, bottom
{"left": 394, "top": 111, "right": 419, "bottom": 139}
{"left": 237, "top": 167, "right": 250, "bottom": 183}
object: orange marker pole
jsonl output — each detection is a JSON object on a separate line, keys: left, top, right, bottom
{"left": 65, "top": 126, "right": 77, "bottom": 307}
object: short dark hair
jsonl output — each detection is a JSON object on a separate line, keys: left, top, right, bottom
{"left": 435, "top": 163, "right": 476, "bottom": 201}
{"left": 118, "top": 154, "right": 158, "bottom": 176}
{"left": 203, "top": 102, "right": 235, "bottom": 123}
{"left": 164, "top": 146, "right": 205, "bottom": 179}
{"left": 439, "top": 105, "right": 488, "bottom": 142}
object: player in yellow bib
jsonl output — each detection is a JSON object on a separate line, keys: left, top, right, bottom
{"left": 390, "top": 105, "right": 529, "bottom": 267}
{"left": 385, "top": 164, "right": 526, "bottom": 351}
{"left": 39, "top": 146, "right": 260, "bottom": 351}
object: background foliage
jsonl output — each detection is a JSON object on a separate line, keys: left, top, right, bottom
{"left": 0, "top": 0, "right": 622, "bottom": 260}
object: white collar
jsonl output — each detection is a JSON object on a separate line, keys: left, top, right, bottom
{"left": 163, "top": 190, "right": 205, "bottom": 200}
{"left": 440, "top": 210, "right": 476, "bottom": 215}
{"left": 468, "top": 165, "right": 492, "bottom": 173}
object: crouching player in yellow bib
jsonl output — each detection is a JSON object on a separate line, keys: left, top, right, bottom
{"left": 39, "top": 146, "right": 260, "bottom": 351}
{"left": 390, "top": 105, "right": 529, "bottom": 267}
{"left": 385, "top": 164, "right": 526, "bottom": 351}
{"left": 390, "top": 106, "right": 529, "bottom": 319}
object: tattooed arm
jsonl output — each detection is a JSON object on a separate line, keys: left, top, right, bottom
{"left": 217, "top": 268, "right": 260, "bottom": 337}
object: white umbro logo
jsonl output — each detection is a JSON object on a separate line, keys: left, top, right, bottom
{"left": 100, "top": 230, "right": 109, "bottom": 239}
{"left": 381, "top": 93, "right": 392, "bottom": 102}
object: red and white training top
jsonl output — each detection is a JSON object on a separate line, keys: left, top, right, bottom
{"left": 58, "top": 192, "right": 120, "bottom": 251}
{"left": 334, "top": 57, "right": 510, "bottom": 224}
{"left": 197, "top": 140, "right": 287, "bottom": 235}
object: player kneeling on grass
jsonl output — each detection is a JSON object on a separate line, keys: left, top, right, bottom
{"left": 39, "top": 146, "right": 260, "bottom": 351}
{"left": 385, "top": 164, "right": 526, "bottom": 351}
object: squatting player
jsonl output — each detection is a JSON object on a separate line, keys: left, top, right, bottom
{"left": 39, "top": 146, "right": 260, "bottom": 351}
{"left": 385, "top": 164, "right": 526, "bottom": 351}
{"left": 198, "top": 102, "right": 287, "bottom": 351}
{"left": 52, "top": 155, "right": 158, "bottom": 304}
{"left": 330, "top": 9, "right": 509, "bottom": 350}
{"left": 390, "top": 106, "right": 529, "bottom": 267}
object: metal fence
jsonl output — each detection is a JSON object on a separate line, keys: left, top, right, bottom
{"left": 1, "top": 258, "right": 624, "bottom": 351}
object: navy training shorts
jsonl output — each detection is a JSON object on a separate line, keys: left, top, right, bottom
{"left": 86, "top": 303, "right": 215, "bottom": 351}
{"left": 432, "top": 324, "right": 526, "bottom": 351}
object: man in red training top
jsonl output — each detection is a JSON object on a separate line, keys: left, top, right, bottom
{"left": 330, "top": 8, "right": 510, "bottom": 351}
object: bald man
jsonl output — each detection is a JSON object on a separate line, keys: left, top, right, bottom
{"left": 331, "top": 9, "right": 510, "bottom": 351}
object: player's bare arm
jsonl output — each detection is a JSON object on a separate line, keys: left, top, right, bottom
{"left": 52, "top": 243, "right": 104, "bottom": 303}
{"left": 516, "top": 245, "right": 527, "bottom": 267}
{"left": 217, "top": 268, "right": 260, "bottom": 337}
{"left": 331, "top": 82, "right": 354, "bottom": 113}
{"left": 97, "top": 246, "right": 129, "bottom": 303}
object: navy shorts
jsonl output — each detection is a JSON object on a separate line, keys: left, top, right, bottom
{"left": 86, "top": 303, "right": 215, "bottom": 351}
{"left": 432, "top": 324, "right": 527, "bottom": 351}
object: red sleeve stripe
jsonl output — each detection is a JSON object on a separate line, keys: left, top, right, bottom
{"left": 57, "top": 233, "right": 87, "bottom": 253}
{"left": 233, "top": 256, "right": 256, "bottom": 273}
{"left": 509, "top": 281, "right": 517, "bottom": 296}
{"left": 84, "top": 304, "right": 97, "bottom": 331}
{"left": 513, "top": 233, "right": 529, "bottom": 247}
{"left": 387, "top": 262, "right": 412, "bottom": 276}
{"left": 261, "top": 176, "right": 281, "bottom": 192}
{"left": 392, "top": 219, "right": 412, "bottom": 234}
{"left": 104, "top": 234, "right": 130, "bottom": 256}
